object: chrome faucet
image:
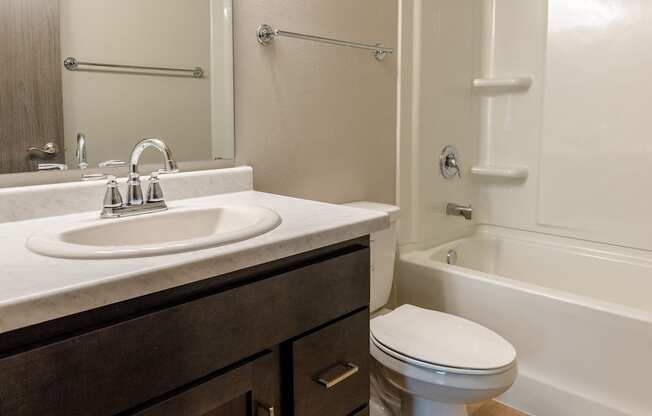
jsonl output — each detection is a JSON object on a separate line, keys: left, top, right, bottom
{"left": 128, "top": 138, "right": 178, "bottom": 177}
{"left": 76, "top": 133, "right": 88, "bottom": 169}
{"left": 446, "top": 203, "right": 473, "bottom": 220}
{"left": 125, "top": 138, "right": 178, "bottom": 206}
{"left": 101, "top": 138, "right": 178, "bottom": 218}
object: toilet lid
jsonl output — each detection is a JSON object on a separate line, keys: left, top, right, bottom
{"left": 370, "top": 305, "right": 516, "bottom": 371}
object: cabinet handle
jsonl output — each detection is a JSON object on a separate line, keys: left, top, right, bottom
{"left": 315, "top": 362, "right": 359, "bottom": 389}
{"left": 255, "top": 401, "right": 275, "bottom": 416}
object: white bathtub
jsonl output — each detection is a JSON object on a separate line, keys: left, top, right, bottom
{"left": 397, "top": 226, "right": 652, "bottom": 416}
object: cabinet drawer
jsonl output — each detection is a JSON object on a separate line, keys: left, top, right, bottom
{"left": 0, "top": 248, "right": 369, "bottom": 416}
{"left": 292, "top": 309, "right": 370, "bottom": 416}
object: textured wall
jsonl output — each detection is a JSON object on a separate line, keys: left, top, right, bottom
{"left": 233, "top": 0, "right": 398, "bottom": 204}
{"left": 474, "top": 0, "right": 652, "bottom": 251}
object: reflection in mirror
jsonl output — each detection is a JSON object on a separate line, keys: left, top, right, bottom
{"left": 0, "top": 0, "right": 234, "bottom": 175}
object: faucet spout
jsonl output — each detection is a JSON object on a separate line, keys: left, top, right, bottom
{"left": 76, "top": 133, "right": 88, "bottom": 169}
{"left": 123, "top": 138, "right": 178, "bottom": 207}
{"left": 128, "top": 138, "right": 178, "bottom": 175}
{"left": 446, "top": 203, "right": 473, "bottom": 221}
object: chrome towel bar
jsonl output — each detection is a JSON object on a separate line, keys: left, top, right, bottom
{"left": 63, "top": 57, "right": 204, "bottom": 78}
{"left": 256, "top": 24, "right": 394, "bottom": 61}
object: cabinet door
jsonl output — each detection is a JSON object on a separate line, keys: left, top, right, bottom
{"left": 130, "top": 350, "right": 281, "bottom": 416}
{"left": 0, "top": 0, "right": 64, "bottom": 173}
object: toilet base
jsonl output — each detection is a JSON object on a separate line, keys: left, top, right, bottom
{"left": 402, "top": 394, "right": 468, "bottom": 416}
{"left": 370, "top": 336, "right": 517, "bottom": 416}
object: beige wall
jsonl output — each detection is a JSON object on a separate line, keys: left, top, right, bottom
{"left": 233, "top": 0, "right": 398, "bottom": 204}
{"left": 60, "top": 0, "right": 214, "bottom": 167}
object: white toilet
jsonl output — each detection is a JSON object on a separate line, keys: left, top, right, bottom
{"left": 345, "top": 202, "right": 517, "bottom": 416}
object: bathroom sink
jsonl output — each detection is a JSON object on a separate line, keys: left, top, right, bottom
{"left": 26, "top": 204, "right": 282, "bottom": 259}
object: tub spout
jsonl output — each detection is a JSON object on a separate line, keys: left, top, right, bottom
{"left": 446, "top": 203, "right": 473, "bottom": 220}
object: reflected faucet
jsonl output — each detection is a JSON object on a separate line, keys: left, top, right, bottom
{"left": 76, "top": 133, "right": 88, "bottom": 169}
{"left": 446, "top": 203, "right": 473, "bottom": 221}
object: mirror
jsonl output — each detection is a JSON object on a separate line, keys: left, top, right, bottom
{"left": 0, "top": 0, "right": 234, "bottom": 176}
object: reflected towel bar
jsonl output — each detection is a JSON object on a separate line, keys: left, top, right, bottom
{"left": 63, "top": 57, "right": 204, "bottom": 78}
{"left": 472, "top": 77, "right": 532, "bottom": 89}
{"left": 256, "top": 24, "right": 393, "bottom": 61}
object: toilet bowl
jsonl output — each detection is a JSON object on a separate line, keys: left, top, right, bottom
{"left": 344, "top": 202, "right": 518, "bottom": 416}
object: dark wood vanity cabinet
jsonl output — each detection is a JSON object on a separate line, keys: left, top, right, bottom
{"left": 0, "top": 237, "right": 371, "bottom": 416}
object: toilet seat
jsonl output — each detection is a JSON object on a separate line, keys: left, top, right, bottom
{"left": 371, "top": 333, "right": 514, "bottom": 377}
{"left": 370, "top": 337, "right": 518, "bottom": 408}
{"left": 370, "top": 305, "right": 516, "bottom": 375}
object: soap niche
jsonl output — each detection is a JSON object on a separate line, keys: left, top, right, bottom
{"left": 472, "top": 68, "right": 532, "bottom": 179}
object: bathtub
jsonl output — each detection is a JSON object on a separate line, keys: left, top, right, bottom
{"left": 397, "top": 225, "right": 652, "bottom": 416}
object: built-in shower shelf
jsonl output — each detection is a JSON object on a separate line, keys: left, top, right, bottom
{"left": 471, "top": 165, "right": 529, "bottom": 179}
{"left": 472, "top": 76, "right": 533, "bottom": 90}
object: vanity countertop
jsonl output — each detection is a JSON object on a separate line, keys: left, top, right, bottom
{"left": 0, "top": 190, "right": 387, "bottom": 334}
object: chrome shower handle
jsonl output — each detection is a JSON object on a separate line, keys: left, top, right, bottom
{"left": 440, "top": 145, "right": 462, "bottom": 179}
{"left": 446, "top": 154, "right": 462, "bottom": 177}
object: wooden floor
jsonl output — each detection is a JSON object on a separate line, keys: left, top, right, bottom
{"left": 468, "top": 401, "right": 529, "bottom": 416}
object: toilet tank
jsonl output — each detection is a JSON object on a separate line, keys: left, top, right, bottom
{"left": 344, "top": 202, "right": 400, "bottom": 313}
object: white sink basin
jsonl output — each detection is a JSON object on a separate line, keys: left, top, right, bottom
{"left": 26, "top": 204, "right": 282, "bottom": 259}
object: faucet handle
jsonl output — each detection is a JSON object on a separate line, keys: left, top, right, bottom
{"left": 103, "top": 176, "right": 123, "bottom": 208}
{"left": 98, "top": 160, "right": 127, "bottom": 168}
{"left": 440, "top": 145, "right": 462, "bottom": 179}
{"left": 37, "top": 163, "right": 68, "bottom": 171}
{"left": 447, "top": 154, "right": 462, "bottom": 178}
{"left": 146, "top": 172, "right": 165, "bottom": 203}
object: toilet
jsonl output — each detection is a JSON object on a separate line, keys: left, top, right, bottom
{"left": 345, "top": 202, "right": 517, "bottom": 416}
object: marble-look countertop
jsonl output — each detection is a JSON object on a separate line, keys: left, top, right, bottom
{"left": 0, "top": 167, "right": 253, "bottom": 224}
{"left": 0, "top": 191, "right": 388, "bottom": 334}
